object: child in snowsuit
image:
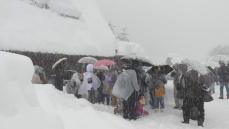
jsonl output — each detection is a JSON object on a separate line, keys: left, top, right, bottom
{"left": 136, "top": 95, "right": 149, "bottom": 117}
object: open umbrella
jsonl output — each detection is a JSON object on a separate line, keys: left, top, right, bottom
{"left": 148, "top": 65, "right": 174, "bottom": 75}
{"left": 206, "top": 55, "right": 229, "bottom": 67}
{"left": 94, "top": 59, "right": 115, "bottom": 67}
{"left": 120, "top": 55, "right": 153, "bottom": 66}
{"left": 78, "top": 57, "right": 97, "bottom": 64}
{"left": 52, "top": 58, "right": 67, "bottom": 70}
{"left": 94, "top": 65, "right": 109, "bottom": 71}
{"left": 182, "top": 59, "right": 209, "bottom": 75}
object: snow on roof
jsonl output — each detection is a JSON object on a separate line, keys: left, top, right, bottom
{"left": 117, "top": 41, "right": 146, "bottom": 57}
{"left": 0, "top": 0, "right": 115, "bottom": 56}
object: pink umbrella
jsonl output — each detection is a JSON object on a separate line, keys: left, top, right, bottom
{"left": 95, "top": 59, "right": 116, "bottom": 67}
{"left": 94, "top": 65, "right": 109, "bottom": 71}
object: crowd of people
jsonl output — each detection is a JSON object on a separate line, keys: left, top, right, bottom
{"left": 32, "top": 56, "right": 229, "bottom": 127}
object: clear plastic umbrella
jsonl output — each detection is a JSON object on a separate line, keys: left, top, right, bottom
{"left": 181, "top": 59, "right": 209, "bottom": 75}
{"left": 207, "top": 55, "right": 229, "bottom": 66}
{"left": 78, "top": 57, "right": 97, "bottom": 64}
{"left": 52, "top": 58, "right": 67, "bottom": 70}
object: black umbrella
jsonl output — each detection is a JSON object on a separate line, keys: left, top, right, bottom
{"left": 148, "top": 65, "right": 174, "bottom": 75}
{"left": 120, "top": 55, "right": 153, "bottom": 67}
{"left": 207, "top": 66, "right": 217, "bottom": 75}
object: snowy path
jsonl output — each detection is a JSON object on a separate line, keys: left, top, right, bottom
{"left": 35, "top": 82, "right": 229, "bottom": 129}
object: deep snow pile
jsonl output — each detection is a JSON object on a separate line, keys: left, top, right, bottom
{"left": 36, "top": 80, "right": 229, "bottom": 129}
{"left": 0, "top": 51, "right": 63, "bottom": 129}
{"left": 35, "top": 85, "right": 136, "bottom": 129}
{"left": 0, "top": 0, "right": 115, "bottom": 56}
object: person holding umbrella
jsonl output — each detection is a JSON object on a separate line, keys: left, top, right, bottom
{"left": 112, "top": 59, "right": 140, "bottom": 120}
{"left": 78, "top": 56, "right": 97, "bottom": 73}
{"left": 52, "top": 58, "right": 67, "bottom": 91}
{"left": 78, "top": 64, "right": 101, "bottom": 103}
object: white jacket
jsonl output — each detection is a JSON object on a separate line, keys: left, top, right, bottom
{"left": 78, "top": 64, "right": 101, "bottom": 97}
{"left": 112, "top": 69, "right": 140, "bottom": 100}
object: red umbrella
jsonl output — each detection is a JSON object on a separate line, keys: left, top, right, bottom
{"left": 95, "top": 59, "right": 116, "bottom": 67}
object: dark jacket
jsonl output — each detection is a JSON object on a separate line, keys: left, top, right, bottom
{"left": 183, "top": 70, "right": 204, "bottom": 99}
{"left": 173, "top": 71, "right": 185, "bottom": 98}
{"left": 217, "top": 65, "right": 229, "bottom": 83}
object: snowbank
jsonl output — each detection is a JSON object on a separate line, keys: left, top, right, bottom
{"left": 35, "top": 85, "right": 137, "bottom": 129}
{"left": 0, "top": 0, "right": 115, "bottom": 56}
{"left": 36, "top": 80, "right": 229, "bottom": 129}
{"left": 0, "top": 51, "right": 63, "bottom": 129}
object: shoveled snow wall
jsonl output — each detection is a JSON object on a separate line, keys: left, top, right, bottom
{"left": 0, "top": 51, "right": 63, "bottom": 129}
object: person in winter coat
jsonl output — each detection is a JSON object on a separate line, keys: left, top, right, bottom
{"left": 112, "top": 60, "right": 140, "bottom": 120}
{"left": 134, "top": 65, "right": 147, "bottom": 95}
{"left": 146, "top": 68, "right": 167, "bottom": 110}
{"left": 102, "top": 72, "right": 114, "bottom": 105}
{"left": 54, "top": 62, "right": 65, "bottom": 91}
{"left": 154, "top": 83, "right": 166, "bottom": 112}
{"left": 217, "top": 61, "right": 229, "bottom": 99}
{"left": 32, "top": 65, "right": 47, "bottom": 84}
{"left": 66, "top": 72, "right": 82, "bottom": 98}
{"left": 171, "top": 64, "right": 188, "bottom": 109}
{"left": 96, "top": 70, "right": 106, "bottom": 103}
{"left": 78, "top": 64, "right": 101, "bottom": 103}
{"left": 182, "top": 69, "right": 205, "bottom": 127}
{"left": 145, "top": 73, "right": 155, "bottom": 108}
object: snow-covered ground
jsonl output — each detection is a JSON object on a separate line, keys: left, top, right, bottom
{"left": 35, "top": 81, "right": 229, "bottom": 129}
{"left": 1, "top": 51, "right": 228, "bottom": 129}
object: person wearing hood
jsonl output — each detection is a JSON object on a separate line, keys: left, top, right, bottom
{"left": 66, "top": 72, "right": 82, "bottom": 98}
{"left": 112, "top": 60, "right": 140, "bottom": 120}
{"left": 78, "top": 64, "right": 101, "bottom": 103}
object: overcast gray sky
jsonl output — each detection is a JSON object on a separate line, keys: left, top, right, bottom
{"left": 97, "top": 0, "right": 229, "bottom": 63}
